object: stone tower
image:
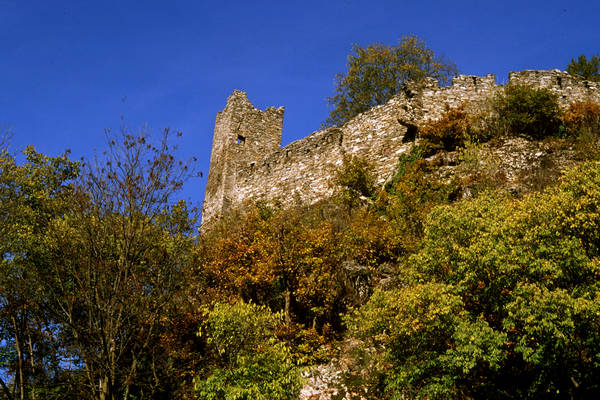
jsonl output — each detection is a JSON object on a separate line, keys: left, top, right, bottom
{"left": 202, "top": 90, "right": 284, "bottom": 223}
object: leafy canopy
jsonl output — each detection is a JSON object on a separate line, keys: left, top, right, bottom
{"left": 566, "top": 54, "right": 600, "bottom": 82}
{"left": 333, "top": 155, "right": 377, "bottom": 213}
{"left": 324, "top": 34, "right": 458, "bottom": 127}
{"left": 492, "top": 84, "right": 562, "bottom": 140}
{"left": 195, "top": 301, "right": 302, "bottom": 400}
{"left": 346, "top": 161, "right": 600, "bottom": 399}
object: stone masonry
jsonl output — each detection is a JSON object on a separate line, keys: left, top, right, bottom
{"left": 202, "top": 70, "right": 600, "bottom": 224}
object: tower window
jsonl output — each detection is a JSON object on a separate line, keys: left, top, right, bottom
{"left": 237, "top": 135, "right": 246, "bottom": 145}
{"left": 399, "top": 120, "right": 418, "bottom": 143}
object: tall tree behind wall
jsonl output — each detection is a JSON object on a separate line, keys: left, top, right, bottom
{"left": 324, "top": 34, "right": 458, "bottom": 128}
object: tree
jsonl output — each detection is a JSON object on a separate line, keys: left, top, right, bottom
{"left": 324, "top": 34, "right": 458, "bottom": 127}
{"left": 346, "top": 161, "right": 600, "bottom": 399}
{"left": 566, "top": 54, "right": 600, "bottom": 81}
{"left": 492, "top": 84, "right": 561, "bottom": 140}
{"left": 40, "top": 126, "right": 198, "bottom": 400}
{"left": 194, "top": 301, "right": 302, "bottom": 400}
{"left": 0, "top": 146, "right": 81, "bottom": 400}
{"left": 333, "top": 155, "right": 376, "bottom": 214}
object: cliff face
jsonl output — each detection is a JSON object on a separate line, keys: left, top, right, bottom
{"left": 202, "top": 70, "right": 600, "bottom": 224}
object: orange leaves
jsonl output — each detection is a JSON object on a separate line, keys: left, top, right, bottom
{"left": 564, "top": 101, "right": 600, "bottom": 134}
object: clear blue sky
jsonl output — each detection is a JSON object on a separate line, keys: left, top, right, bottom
{"left": 1, "top": 0, "right": 598, "bottom": 207}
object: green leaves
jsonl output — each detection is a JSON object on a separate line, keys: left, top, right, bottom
{"left": 200, "top": 302, "right": 283, "bottom": 364}
{"left": 345, "top": 161, "right": 600, "bottom": 398}
{"left": 324, "top": 35, "right": 458, "bottom": 127}
{"left": 567, "top": 54, "right": 600, "bottom": 82}
{"left": 333, "top": 155, "right": 376, "bottom": 213}
{"left": 195, "top": 301, "right": 302, "bottom": 400}
{"left": 492, "top": 84, "right": 562, "bottom": 140}
{"left": 445, "top": 319, "right": 507, "bottom": 374}
{"left": 0, "top": 146, "right": 81, "bottom": 399}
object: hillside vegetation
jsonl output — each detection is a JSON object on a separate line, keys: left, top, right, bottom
{"left": 196, "top": 87, "right": 600, "bottom": 399}
{"left": 2, "top": 63, "right": 600, "bottom": 399}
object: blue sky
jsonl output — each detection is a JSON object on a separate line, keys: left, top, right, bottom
{"left": 1, "top": 0, "right": 599, "bottom": 207}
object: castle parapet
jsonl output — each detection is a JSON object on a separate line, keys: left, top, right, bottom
{"left": 202, "top": 70, "right": 600, "bottom": 225}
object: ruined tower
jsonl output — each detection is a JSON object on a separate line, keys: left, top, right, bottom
{"left": 203, "top": 90, "right": 284, "bottom": 223}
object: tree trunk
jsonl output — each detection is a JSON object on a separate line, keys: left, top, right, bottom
{"left": 11, "top": 316, "right": 24, "bottom": 400}
{"left": 99, "top": 376, "right": 109, "bottom": 400}
{"left": 284, "top": 288, "right": 291, "bottom": 325}
{"left": 26, "top": 326, "right": 36, "bottom": 400}
{"left": 0, "top": 375, "right": 14, "bottom": 400}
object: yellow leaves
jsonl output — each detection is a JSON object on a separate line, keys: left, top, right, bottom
{"left": 410, "top": 319, "right": 423, "bottom": 332}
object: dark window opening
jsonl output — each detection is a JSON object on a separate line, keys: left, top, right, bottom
{"left": 399, "top": 120, "right": 418, "bottom": 143}
{"left": 237, "top": 134, "right": 246, "bottom": 145}
{"left": 472, "top": 76, "right": 477, "bottom": 87}
{"left": 557, "top": 77, "right": 562, "bottom": 89}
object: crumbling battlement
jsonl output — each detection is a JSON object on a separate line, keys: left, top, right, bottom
{"left": 202, "top": 70, "right": 600, "bottom": 224}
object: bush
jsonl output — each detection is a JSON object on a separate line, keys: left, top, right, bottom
{"left": 380, "top": 145, "right": 458, "bottom": 252}
{"left": 344, "top": 285, "right": 472, "bottom": 399}
{"left": 420, "top": 104, "right": 488, "bottom": 153}
{"left": 563, "top": 101, "right": 600, "bottom": 160}
{"left": 333, "top": 155, "right": 377, "bottom": 212}
{"left": 493, "top": 84, "right": 561, "bottom": 140}
{"left": 195, "top": 301, "right": 302, "bottom": 400}
{"left": 563, "top": 101, "right": 600, "bottom": 135}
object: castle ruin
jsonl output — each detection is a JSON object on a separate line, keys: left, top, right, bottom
{"left": 202, "top": 70, "right": 600, "bottom": 224}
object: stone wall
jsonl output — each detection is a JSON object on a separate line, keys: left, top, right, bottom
{"left": 202, "top": 70, "right": 600, "bottom": 224}
{"left": 203, "top": 90, "right": 284, "bottom": 222}
{"left": 510, "top": 70, "right": 600, "bottom": 106}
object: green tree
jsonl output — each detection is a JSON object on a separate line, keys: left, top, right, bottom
{"left": 345, "top": 161, "right": 600, "bottom": 399}
{"left": 333, "top": 155, "right": 376, "bottom": 214}
{"left": 566, "top": 54, "right": 600, "bottom": 81}
{"left": 492, "top": 84, "right": 561, "bottom": 140}
{"left": 40, "top": 127, "right": 198, "bottom": 400}
{"left": 0, "top": 145, "right": 81, "bottom": 400}
{"left": 194, "top": 301, "right": 302, "bottom": 400}
{"left": 324, "top": 34, "right": 458, "bottom": 127}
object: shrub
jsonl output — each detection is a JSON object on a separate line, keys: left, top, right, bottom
{"left": 194, "top": 301, "right": 302, "bottom": 400}
{"left": 563, "top": 101, "right": 600, "bottom": 135}
{"left": 493, "top": 84, "right": 561, "bottom": 140}
{"left": 349, "top": 162, "right": 600, "bottom": 398}
{"left": 333, "top": 155, "right": 376, "bottom": 212}
{"left": 420, "top": 104, "right": 487, "bottom": 152}
{"left": 381, "top": 145, "right": 458, "bottom": 252}
{"left": 562, "top": 101, "right": 600, "bottom": 160}
{"left": 456, "top": 141, "right": 506, "bottom": 196}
